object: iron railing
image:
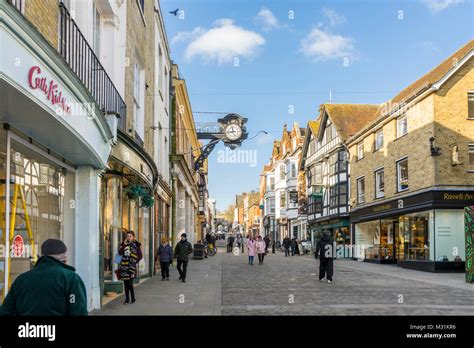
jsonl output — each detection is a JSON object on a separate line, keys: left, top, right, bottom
{"left": 58, "top": 2, "right": 126, "bottom": 122}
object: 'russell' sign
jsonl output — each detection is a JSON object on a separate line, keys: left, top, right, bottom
{"left": 28, "top": 66, "right": 71, "bottom": 115}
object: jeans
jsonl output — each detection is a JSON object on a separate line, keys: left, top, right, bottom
{"left": 248, "top": 256, "right": 254, "bottom": 265}
{"left": 285, "top": 248, "right": 290, "bottom": 257}
{"left": 291, "top": 246, "right": 295, "bottom": 256}
{"left": 177, "top": 260, "right": 188, "bottom": 280}
{"left": 258, "top": 253, "right": 265, "bottom": 263}
{"left": 160, "top": 261, "right": 170, "bottom": 279}
{"left": 319, "top": 258, "right": 334, "bottom": 281}
{"left": 123, "top": 279, "right": 135, "bottom": 302}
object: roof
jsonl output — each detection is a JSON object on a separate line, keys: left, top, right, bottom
{"left": 322, "top": 104, "right": 381, "bottom": 140}
{"left": 381, "top": 39, "right": 473, "bottom": 116}
{"left": 307, "top": 120, "right": 320, "bottom": 135}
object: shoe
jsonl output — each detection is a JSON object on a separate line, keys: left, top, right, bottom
{"left": 179, "top": 276, "right": 182, "bottom": 280}
{"left": 319, "top": 279, "right": 325, "bottom": 282}
{"left": 161, "top": 278, "right": 165, "bottom": 281}
{"left": 131, "top": 299, "right": 136, "bottom": 303}
{"left": 327, "top": 280, "right": 332, "bottom": 283}
{"left": 124, "top": 300, "right": 129, "bottom": 305}
{"left": 166, "top": 278, "right": 170, "bottom": 281}
{"left": 182, "top": 279, "right": 186, "bottom": 283}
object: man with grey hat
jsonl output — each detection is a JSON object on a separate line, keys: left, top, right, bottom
{"left": 1, "top": 239, "right": 88, "bottom": 315}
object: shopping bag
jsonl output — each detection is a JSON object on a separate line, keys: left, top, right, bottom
{"left": 113, "top": 253, "right": 122, "bottom": 265}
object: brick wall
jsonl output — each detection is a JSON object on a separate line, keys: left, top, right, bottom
{"left": 24, "top": 0, "right": 59, "bottom": 49}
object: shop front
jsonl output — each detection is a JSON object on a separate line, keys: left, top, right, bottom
{"left": 351, "top": 189, "right": 473, "bottom": 272}
{"left": 100, "top": 137, "right": 157, "bottom": 298}
{"left": 1, "top": 5, "right": 116, "bottom": 310}
{"left": 308, "top": 218, "right": 351, "bottom": 258}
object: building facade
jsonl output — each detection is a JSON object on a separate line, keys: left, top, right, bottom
{"left": 347, "top": 40, "right": 474, "bottom": 272}
{"left": 300, "top": 105, "right": 379, "bottom": 255}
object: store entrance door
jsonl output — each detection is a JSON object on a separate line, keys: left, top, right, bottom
{"left": 394, "top": 221, "right": 403, "bottom": 262}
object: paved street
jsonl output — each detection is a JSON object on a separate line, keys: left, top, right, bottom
{"left": 94, "top": 243, "right": 474, "bottom": 316}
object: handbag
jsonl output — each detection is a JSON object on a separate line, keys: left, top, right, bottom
{"left": 114, "top": 269, "right": 122, "bottom": 280}
{"left": 113, "top": 253, "right": 122, "bottom": 265}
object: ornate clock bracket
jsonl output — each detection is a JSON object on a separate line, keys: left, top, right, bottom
{"left": 194, "top": 113, "right": 248, "bottom": 171}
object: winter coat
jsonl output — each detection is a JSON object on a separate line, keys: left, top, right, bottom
{"left": 158, "top": 243, "right": 173, "bottom": 262}
{"left": 256, "top": 240, "right": 266, "bottom": 254}
{"left": 283, "top": 238, "right": 291, "bottom": 248}
{"left": 174, "top": 240, "right": 193, "bottom": 261}
{"left": 290, "top": 238, "right": 297, "bottom": 248}
{"left": 1, "top": 256, "right": 87, "bottom": 315}
{"left": 315, "top": 235, "right": 334, "bottom": 259}
{"left": 263, "top": 236, "right": 270, "bottom": 247}
{"left": 247, "top": 239, "right": 257, "bottom": 257}
{"left": 118, "top": 240, "right": 143, "bottom": 280}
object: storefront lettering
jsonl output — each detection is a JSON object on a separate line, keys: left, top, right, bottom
{"left": 28, "top": 66, "right": 71, "bottom": 114}
{"left": 443, "top": 192, "right": 474, "bottom": 201}
{"left": 373, "top": 204, "right": 392, "bottom": 213}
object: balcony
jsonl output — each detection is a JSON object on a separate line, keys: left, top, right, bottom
{"left": 58, "top": 3, "right": 126, "bottom": 122}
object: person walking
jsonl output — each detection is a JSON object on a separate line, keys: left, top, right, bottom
{"left": 263, "top": 235, "right": 270, "bottom": 254}
{"left": 174, "top": 233, "right": 193, "bottom": 282}
{"left": 246, "top": 235, "right": 256, "bottom": 265}
{"left": 290, "top": 236, "right": 297, "bottom": 256}
{"left": 1, "top": 239, "right": 87, "bottom": 315}
{"left": 157, "top": 237, "right": 173, "bottom": 281}
{"left": 227, "top": 234, "right": 235, "bottom": 253}
{"left": 256, "top": 236, "right": 266, "bottom": 265}
{"left": 283, "top": 237, "right": 291, "bottom": 257}
{"left": 315, "top": 232, "right": 335, "bottom": 283}
{"left": 118, "top": 231, "right": 143, "bottom": 304}
{"left": 236, "top": 234, "right": 243, "bottom": 253}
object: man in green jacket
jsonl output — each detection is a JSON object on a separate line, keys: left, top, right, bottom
{"left": 1, "top": 239, "right": 88, "bottom": 315}
{"left": 174, "top": 233, "right": 193, "bottom": 283}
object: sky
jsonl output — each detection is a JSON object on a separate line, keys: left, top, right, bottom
{"left": 161, "top": 0, "right": 473, "bottom": 211}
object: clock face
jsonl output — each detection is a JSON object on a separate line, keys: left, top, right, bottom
{"left": 225, "top": 124, "right": 242, "bottom": 141}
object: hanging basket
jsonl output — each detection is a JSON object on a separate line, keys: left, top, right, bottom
{"left": 124, "top": 184, "right": 146, "bottom": 201}
{"left": 141, "top": 195, "right": 155, "bottom": 208}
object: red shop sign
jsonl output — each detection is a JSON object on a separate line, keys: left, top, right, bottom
{"left": 28, "top": 65, "right": 71, "bottom": 114}
{"left": 13, "top": 235, "right": 24, "bottom": 257}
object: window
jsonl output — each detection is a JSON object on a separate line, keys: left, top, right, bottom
{"left": 375, "top": 168, "right": 384, "bottom": 198}
{"left": 397, "top": 158, "right": 409, "bottom": 191}
{"left": 133, "top": 60, "right": 145, "bottom": 140}
{"left": 164, "top": 68, "right": 169, "bottom": 104}
{"left": 469, "top": 144, "right": 474, "bottom": 172}
{"left": 375, "top": 130, "right": 383, "bottom": 151}
{"left": 291, "top": 163, "right": 296, "bottom": 178}
{"left": 92, "top": 3, "right": 101, "bottom": 56}
{"left": 314, "top": 164, "right": 323, "bottom": 185}
{"left": 280, "top": 191, "right": 286, "bottom": 208}
{"left": 397, "top": 115, "right": 408, "bottom": 137}
{"left": 357, "top": 177, "right": 365, "bottom": 204}
{"left": 279, "top": 165, "right": 286, "bottom": 180}
{"left": 158, "top": 46, "right": 163, "bottom": 94}
{"left": 325, "top": 124, "right": 333, "bottom": 143}
{"left": 357, "top": 142, "right": 364, "bottom": 160}
{"left": 270, "top": 177, "right": 275, "bottom": 190}
{"left": 269, "top": 198, "right": 275, "bottom": 214}
{"left": 469, "top": 92, "right": 474, "bottom": 119}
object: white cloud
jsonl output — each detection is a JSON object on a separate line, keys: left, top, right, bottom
{"left": 421, "top": 0, "right": 464, "bottom": 13}
{"left": 322, "top": 8, "right": 345, "bottom": 26}
{"left": 256, "top": 7, "right": 279, "bottom": 31}
{"left": 179, "top": 19, "right": 265, "bottom": 64}
{"left": 300, "top": 28, "right": 356, "bottom": 62}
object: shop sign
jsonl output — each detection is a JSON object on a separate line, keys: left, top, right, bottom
{"left": 28, "top": 66, "right": 71, "bottom": 115}
{"left": 13, "top": 235, "right": 24, "bottom": 257}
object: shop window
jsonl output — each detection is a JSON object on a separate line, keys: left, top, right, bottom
{"left": 434, "top": 210, "right": 465, "bottom": 262}
{"left": 357, "top": 142, "right": 364, "bottom": 160}
{"left": 357, "top": 177, "right": 365, "bottom": 204}
{"left": 397, "top": 158, "right": 409, "bottom": 192}
{"left": 291, "top": 163, "right": 296, "bottom": 178}
{"left": 468, "top": 92, "right": 474, "bottom": 119}
{"left": 397, "top": 115, "right": 408, "bottom": 138}
{"left": 469, "top": 144, "right": 474, "bottom": 172}
{"left": 399, "top": 212, "right": 432, "bottom": 261}
{"left": 375, "top": 168, "right": 384, "bottom": 198}
{"left": 375, "top": 130, "right": 383, "bottom": 151}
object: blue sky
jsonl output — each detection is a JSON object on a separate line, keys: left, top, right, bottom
{"left": 161, "top": 0, "right": 473, "bottom": 211}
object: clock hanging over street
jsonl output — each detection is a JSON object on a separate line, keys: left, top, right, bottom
{"left": 225, "top": 124, "right": 242, "bottom": 141}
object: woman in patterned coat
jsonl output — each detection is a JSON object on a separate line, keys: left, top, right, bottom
{"left": 118, "top": 231, "right": 142, "bottom": 304}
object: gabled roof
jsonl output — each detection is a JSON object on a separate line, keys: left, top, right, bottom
{"left": 300, "top": 119, "right": 321, "bottom": 170}
{"left": 321, "top": 104, "right": 381, "bottom": 141}
{"left": 307, "top": 120, "right": 320, "bottom": 135}
{"left": 380, "top": 39, "right": 473, "bottom": 116}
